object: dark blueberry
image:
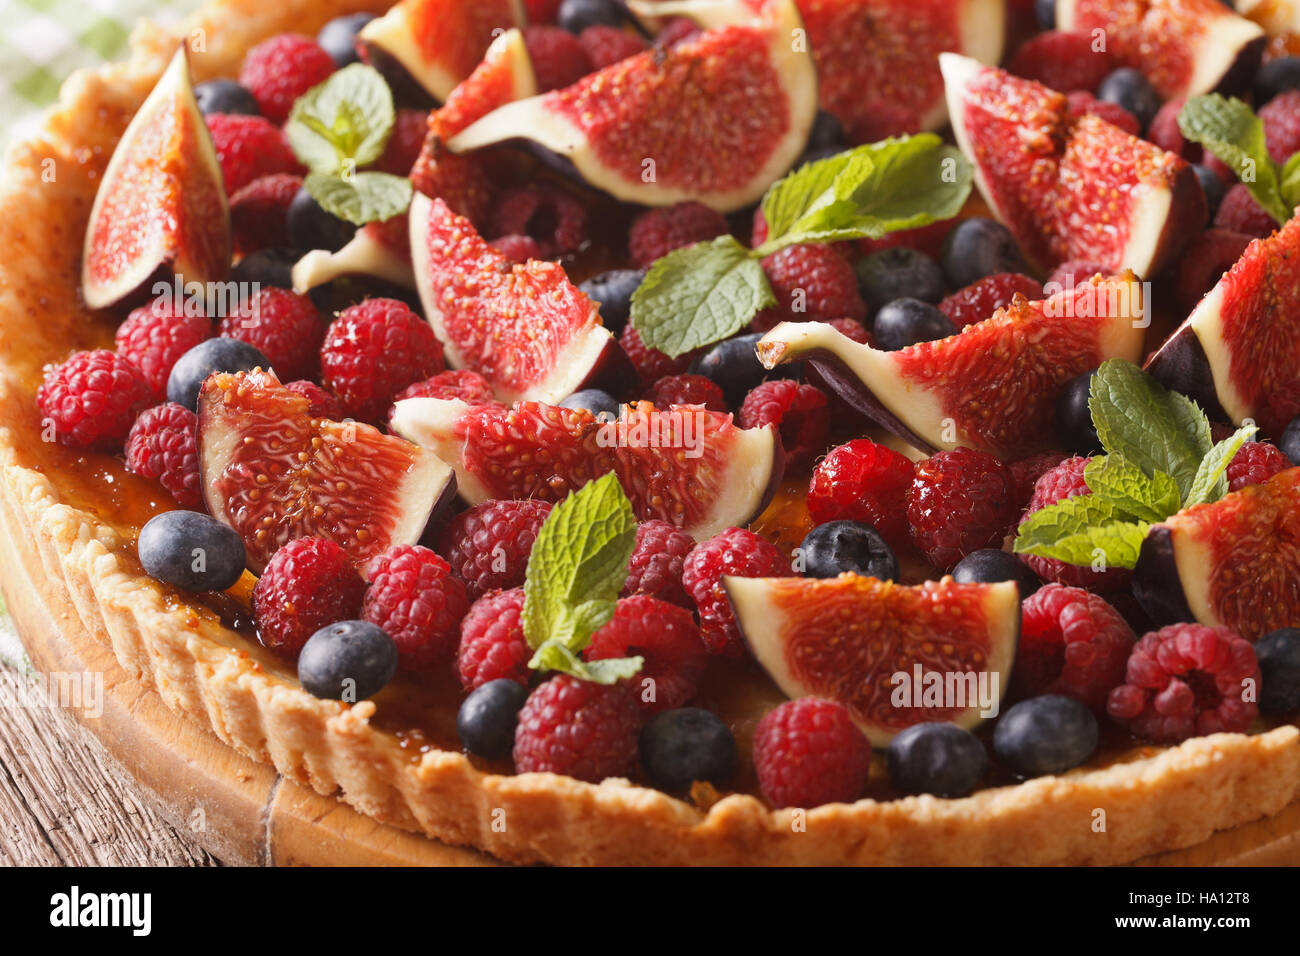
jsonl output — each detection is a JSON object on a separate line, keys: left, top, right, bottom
{"left": 639, "top": 707, "right": 737, "bottom": 791}
{"left": 799, "top": 520, "right": 898, "bottom": 581}
{"left": 691, "top": 332, "right": 799, "bottom": 406}
{"left": 317, "top": 12, "right": 375, "bottom": 67}
{"left": 993, "top": 694, "right": 1098, "bottom": 778}
{"left": 1055, "top": 368, "right": 1102, "bottom": 455}
{"left": 138, "top": 510, "right": 246, "bottom": 592}
{"left": 298, "top": 620, "right": 398, "bottom": 701}
{"left": 887, "top": 722, "right": 988, "bottom": 797}
{"left": 798, "top": 144, "right": 847, "bottom": 166}
{"left": 231, "top": 247, "right": 331, "bottom": 311}
{"left": 559, "top": 388, "right": 622, "bottom": 421}
{"left": 1254, "top": 56, "right": 1300, "bottom": 106}
{"left": 193, "top": 79, "right": 259, "bottom": 117}
{"left": 1097, "top": 68, "right": 1161, "bottom": 131}
{"left": 288, "top": 186, "right": 355, "bottom": 254}
{"left": 807, "top": 109, "right": 845, "bottom": 150}
{"left": 1282, "top": 414, "right": 1300, "bottom": 465}
{"left": 872, "top": 298, "right": 958, "bottom": 351}
{"left": 952, "top": 549, "right": 1041, "bottom": 597}
{"left": 1192, "top": 163, "right": 1226, "bottom": 218}
{"left": 457, "top": 678, "right": 531, "bottom": 759}
{"left": 167, "top": 338, "right": 270, "bottom": 410}
{"left": 854, "top": 247, "right": 946, "bottom": 311}
{"left": 557, "top": 0, "right": 624, "bottom": 32}
{"left": 1255, "top": 628, "right": 1300, "bottom": 715}
{"left": 578, "top": 268, "right": 644, "bottom": 336}
{"left": 1035, "top": 0, "right": 1056, "bottom": 29}
{"left": 939, "top": 217, "right": 1027, "bottom": 289}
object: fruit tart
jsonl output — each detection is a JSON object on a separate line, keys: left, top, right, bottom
{"left": 2, "top": 0, "right": 1300, "bottom": 866}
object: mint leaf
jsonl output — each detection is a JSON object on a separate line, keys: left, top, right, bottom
{"left": 1014, "top": 495, "right": 1148, "bottom": 570}
{"left": 304, "top": 171, "right": 412, "bottom": 226}
{"left": 286, "top": 63, "right": 395, "bottom": 174}
{"left": 1283, "top": 152, "right": 1300, "bottom": 209}
{"left": 760, "top": 149, "right": 867, "bottom": 243}
{"left": 1083, "top": 455, "right": 1181, "bottom": 523}
{"left": 1185, "top": 423, "right": 1258, "bottom": 507}
{"left": 1014, "top": 494, "right": 1120, "bottom": 554}
{"left": 1178, "top": 95, "right": 1291, "bottom": 226}
{"left": 630, "top": 235, "right": 773, "bottom": 357}
{"left": 526, "top": 642, "right": 644, "bottom": 684}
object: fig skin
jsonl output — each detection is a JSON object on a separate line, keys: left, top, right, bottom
{"left": 1144, "top": 325, "right": 1232, "bottom": 424}
{"left": 1132, "top": 526, "right": 1197, "bottom": 629}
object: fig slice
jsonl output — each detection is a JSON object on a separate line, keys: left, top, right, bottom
{"left": 941, "top": 53, "right": 1206, "bottom": 277}
{"left": 1134, "top": 466, "right": 1300, "bottom": 640}
{"left": 390, "top": 397, "right": 784, "bottom": 539}
{"left": 724, "top": 575, "right": 1020, "bottom": 745}
{"left": 197, "top": 368, "right": 455, "bottom": 574}
{"left": 292, "top": 215, "right": 414, "bottom": 293}
{"left": 82, "top": 45, "right": 230, "bottom": 310}
{"left": 756, "top": 273, "right": 1147, "bottom": 458}
{"left": 448, "top": 0, "right": 818, "bottom": 211}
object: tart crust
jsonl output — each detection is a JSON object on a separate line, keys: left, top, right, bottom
{"left": 1, "top": 0, "right": 1298, "bottom": 866}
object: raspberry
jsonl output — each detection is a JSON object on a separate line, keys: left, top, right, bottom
{"left": 807, "top": 439, "right": 914, "bottom": 546}
{"left": 115, "top": 300, "right": 212, "bottom": 401}
{"left": 585, "top": 595, "right": 708, "bottom": 713}
{"left": 1019, "top": 456, "right": 1131, "bottom": 592}
{"left": 682, "top": 527, "right": 790, "bottom": 657}
{"left": 410, "top": 147, "right": 495, "bottom": 227}
{"left": 578, "top": 25, "right": 646, "bottom": 69}
{"left": 523, "top": 25, "right": 592, "bottom": 92}
{"left": 457, "top": 588, "right": 531, "bottom": 690}
{"left": 1175, "top": 229, "right": 1252, "bottom": 312}
{"left": 1008, "top": 450, "right": 1069, "bottom": 513}
{"left": 1106, "top": 624, "right": 1260, "bottom": 743}
{"left": 284, "top": 380, "right": 343, "bottom": 420}
{"left": 1065, "top": 91, "right": 1139, "bottom": 135}
{"left": 205, "top": 113, "right": 302, "bottom": 194}
{"left": 1215, "top": 184, "right": 1278, "bottom": 238}
{"left": 489, "top": 234, "right": 544, "bottom": 263}
{"left": 217, "top": 287, "right": 324, "bottom": 383}
{"left": 907, "top": 448, "right": 1019, "bottom": 570}
{"left": 525, "top": 0, "right": 561, "bottom": 22}
{"left": 1013, "top": 584, "right": 1136, "bottom": 714}
{"left": 1226, "top": 441, "right": 1292, "bottom": 492}
{"left": 738, "top": 379, "right": 829, "bottom": 467}
{"left": 1007, "top": 31, "right": 1115, "bottom": 93}
{"left": 938, "top": 273, "right": 1042, "bottom": 329}
{"left": 752, "top": 698, "right": 871, "bottom": 808}
{"left": 856, "top": 219, "right": 952, "bottom": 259}
{"left": 393, "top": 369, "right": 497, "bottom": 409}
{"left": 825, "top": 317, "right": 871, "bottom": 344}
{"left": 438, "top": 498, "right": 553, "bottom": 601}
{"left": 320, "top": 298, "right": 445, "bottom": 423}
{"left": 362, "top": 544, "right": 469, "bottom": 669}
{"left": 36, "top": 350, "right": 153, "bottom": 452}
{"left": 627, "top": 202, "right": 729, "bottom": 268}
{"left": 1261, "top": 89, "right": 1300, "bottom": 164}
{"left": 621, "top": 519, "right": 695, "bottom": 608}
{"left": 647, "top": 373, "right": 726, "bottom": 412}
{"left": 619, "top": 325, "right": 695, "bottom": 386}
{"left": 228, "top": 173, "right": 300, "bottom": 256}
{"left": 488, "top": 183, "right": 589, "bottom": 256}
{"left": 124, "top": 403, "right": 202, "bottom": 508}
{"left": 512, "top": 675, "right": 641, "bottom": 781}
{"left": 1045, "top": 259, "right": 1110, "bottom": 291}
{"left": 251, "top": 537, "right": 367, "bottom": 657}
{"left": 238, "top": 33, "right": 336, "bottom": 124}
{"left": 373, "top": 107, "right": 429, "bottom": 176}
{"left": 1146, "top": 96, "right": 1200, "bottom": 161}
{"left": 754, "top": 243, "right": 867, "bottom": 329}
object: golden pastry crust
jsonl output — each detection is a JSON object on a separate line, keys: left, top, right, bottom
{"left": 0, "top": 0, "right": 1298, "bottom": 865}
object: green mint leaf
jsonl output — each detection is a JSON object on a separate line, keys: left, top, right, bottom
{"left": 286, "top": 63, "right": 396, "bottom": 174}
{"left": 1014, "top": 495, "right": 1148, "bottom": 570}
{"left": 759, "top": 148, "right": 873, "bottom": 244}
{"left": 583, "top": 656, "right": 647, "bottom": 684}
{"left": 629, "top": 235, "right": 773, "bottom": 357}
{"left": 304, "top": 171, "right": 412, "bottom": 226}
{"left": 1083, "top": 455, "right": 1181, "bottom": 523}
{"left": 1184, "top": 423, "right": 1258, "bottom": 507}
{"left": 1282, "top": 152, "right": 1300, "bottom": 210}
{"left": 525, "top": 641, "right": 643, "bottom": 686}
{"left": 1178, "top": 95, "right": 1291, "bottom": 226}
{"left": 1014, "top": 494, "right": 1120, "bottom": 555}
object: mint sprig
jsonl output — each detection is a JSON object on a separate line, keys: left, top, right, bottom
{"left": 630, "top": 134, "right": 972, "bottom": 357}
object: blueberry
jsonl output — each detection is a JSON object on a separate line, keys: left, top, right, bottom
{"left": 193, "top": 79, "right": 259, "bottom": 117}
{"left": 298, "top": 620, "right": 398, "bottom": 701}
{"left": 939, "top": 217, "right": 1027, "bottom": 289}
{"left": 138, "top": 511, "right": 246, "bottom": 592}
{"left": 854, "top": 247, "right": 946, "bottom": 311}
{"left": 993, "top": 694, "right": 1098, "bottom": 778}
{"left": 872, "top": 298, "right": 958, "bottom": 351}
{"left": 557, "top": 0, "right": 624, "bottom": 32}
{"left": 639, "top": 707, "right": 737, "bottom": 791}
{"left": 1097, "top": 68, "right": 1161, "bottom": 131}
{"left": 1035, "top": 0, "right": 1056, "bottom": 29}
{"left": 1254, "top": 56, "right": 1300, "bottom": 106}
{"left": 167, "top": 338, "right": 270, "bottom": 410}
{"left": 457, "top": 678, "right": 531, "bottom": 759}
{"left": 559, "top": 388, "right": 621, "bottom": 421}
{"left": 1055, "top": 368, "right": 1102, "bottom": 455}
{"left": 1192, "top": 163, "right": 1226, "bottom": 218}
{"left": 887, "top": 723, "right": 988, "bottom": 797}
{"left": 1255, "top": 628, "right": 1300, "bottom": 715}
{"left": 578, "top": 268, "right": 644, "bottom": 336}
{"left": 317, "top": 12, "right": 375, "bottom": 67}
{"left": 691, "top": 332, "right": 797, "bottom": 407}
{"left": 800, "top": 520, "right": 898, "bottom": 581}
{"left": 288, "top": 186, "right": 355, "bottom": 254}
{"left": 807, "top": 109, "right": 845, "bottom": 150}
{"left": 1281, "top": 414, "right": 1300, "bottom": 465}
{"left": 952, "top": 549, "right": 1041, "bottom": 596}
{"left": 798, "top": 144, "right": 847, "bottom": 166}
{"left": 231, "top": 247, "right": 296, "bottom": 289}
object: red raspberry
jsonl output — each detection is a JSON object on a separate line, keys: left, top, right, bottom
{"left": 647, "top": 373, "right": 726, "bottom": 412}
{"left": 826, "top": 317, "right": 871, "bottom": 344}
{"left": 373, "top": 108, "right": 429, "bottom": 176}
{"left": 585, "top": 595, "right": 708, "bottom": 713}
{"left": 229, "top": 173, "right": 301, "bottom": 256}
{"left": 938, "top": 273, "right": 1042, "bottom": 328}
{"left": 627, "top": 202, "right": 729, "bottom": 268}
{"left": 320, "top": 298, "right": 445, "bottom": 423}
{"left": 251, "top": 537, "right": 367, "bottom": 657}
{"left": 457, "top": 588, "right": 531, "bottom": 690}
{"left": 738, "top": 379, "right": 829, "bottom": 467}
{"left": 753, "top": 243, "right": 867, "bottom": 330}
{"left": 218, "top": 287, "right": 324, "bottom": 383}
{"left": 362, "top": 544, "right": 469, "bottom": 669}
{"left": 284, "top": 380, "right": 343, "bottom": 420}
{"left": 1226, "top": 441, "right": 1292, "bottom": 492}
{"left": 1066, "top": 91, "right": 1139, "bottom": 135}
{"left": 115, "top": 300, "right": 212, "bottom": 401}
{"left": 410, "top": 148, "right": 495, "bottom": 227}
{"left": 124, "top": 403, "right": 202, "bottom": 509}
{"left": 656, "top": 17, "right": 700, "bottom": 48}
{"left": 36, "top": 350, "right": 153, "bottom": 452}
{"left": 807, "top": 439, "right": 914, "bottom": 546}
{"left": 525, "top": 0, "right": 561, "bottom": 22}
{"left": 1019, "top": 456, "right": 1131, "bottom": 592}
{"left": 1260, "top": 89, "right": 1300, "bottom": 164}
{"left": 488, "top": 183, "right": 589, "bottom": 256}
{"left": 1146, "top": 96, "right": 1200, "bottom": 161}
{"left": 393, "top": 369, "right": 497, "bottom": 409}
{"left": 1013, "top": 584, "right": 1136, "bottom": 715}
{"left": 621, "top": 519, "right": 695, "bottom": 608}
{"left": 238, "top": 33, "right": 336, "bottom": 124}
{"left": 205, "top": 113, "right": 303, "bottom": 194}
{"left": 489, "top": 234, "right": 544, "bottom": 263}
{"left": 1174, "top": 229, "right": 1252, "bottom": 313}
{"left": 1007, "top": 31, "right": 1115, "bottom": 93}
{"left": 438, "top": 498, "right": 553, "bottom": 602}
{"left": 1008, "top": 450, "right": 1069, "bottom": 513}
{"left": 619, "top": 325, "right": 695, "bottom": 387}
{"left": 1106, "top": 623, "right": 1260, "bottom": 743}
{"left": 523, "top": 25, "right": 592, "bottom": 92}
{"left": 856, "top": 219, "right": 952, "bottom": 259}
{"left": 1215, "top": 184, "right": 1278, "bottom": 238}
{"left": 682, "top": 527, "right": 790, "bottom": 657}
{"left": 908, "top": 448, "right": 1019, "bottom": 570}
{"left": 512, "top": 675, "right": 641, "bottom": 780}
{"left": 578, "top": 25, "right": 647, "bottom": 69}
{"left": 752, "top": 698, "right": 871, "bottom": 808}
{"left": 1045, "top": 259, "right": 1110, "bottom": 291}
